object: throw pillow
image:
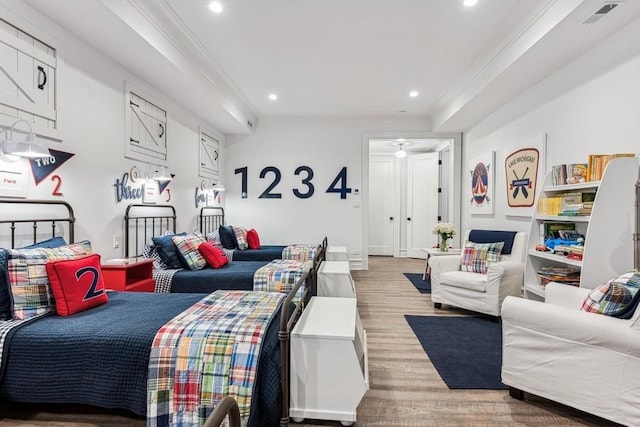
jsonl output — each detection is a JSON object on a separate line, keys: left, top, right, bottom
{"left": 0, "top": 250, "right": 11, "bottom": 320}
{"left": 22, "top": 236, "right": 68, "bottom": 249}
{"left": 198, "top": 241, "right": 229, "bottom": 269}
{"left": 172, "top": 233, "right": 207, "bottom": 271}
{"left": 581, "top": 271, "right": 640, "bottom": 319}
{"left": 460, "top": 241, "right": 504, "bottom": 274}
{"left": 232, "top": 226, "right": 249, "bottom": 250}
{"left": 218, "top": 225, "right": 238, "bottom": 249}
{"left": 247, "top": 228, "right": 261, "bottom": 249}
{"left": 6, "top": 241, "right": 93, "bottom": 320}
{"left": 152, "top": 232, "right": 186, "bottom": 269}
{"left": 46, "top": 254, "right": 109, "bottom": 316}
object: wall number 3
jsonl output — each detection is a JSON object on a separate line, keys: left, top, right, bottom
{"left": 234, "top": 166, "right": 352, "bottom": 200}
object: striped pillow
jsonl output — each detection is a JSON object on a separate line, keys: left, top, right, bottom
{"left": 7, "top": 241, "right": 93, "bottom": 320}
{"left": 460, "top": 241, "right": 504, "bottom": 274}
{"left": 232, "top": 226, "right": 249, "bottom": 250}
{"left": 581, "top": 271, "right": 640, "bottom": 318}
{"left": 172, "top": 233, "right": 207, "bottom": 271}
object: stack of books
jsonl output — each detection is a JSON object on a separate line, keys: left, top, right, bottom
{"left": 586, "top": 153, "right": 635, "bottom": 181}
{"left": 537, "top": 266, "right": 581, "bottom": 287}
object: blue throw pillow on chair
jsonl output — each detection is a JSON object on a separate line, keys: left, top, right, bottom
{"left": 218, "top": 225, "right": 238, "bottom": 250}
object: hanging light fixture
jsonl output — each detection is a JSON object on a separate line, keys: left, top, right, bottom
{"left": 152, "top": 165, "right": 173, "bottom": 183}
{"left": 391, "top": 139, "right": 411, "bottom": 158}
{"left": 0, "top": 119, "right": 50, "bottom": 161}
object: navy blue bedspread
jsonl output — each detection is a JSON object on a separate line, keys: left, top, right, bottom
{"left": 233, "top": 245, "right": 286, "bottom": 261}
{"left": 170, "top": 260, "right": 269, "bottom": 293}
{"left": 0, "top": 291, "right": 284, "bottom": 427}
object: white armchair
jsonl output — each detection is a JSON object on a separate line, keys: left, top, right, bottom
{"left": 429, "top": 230, "right": 527, "bottom": 317}
{"left": 502, "top": 282, "right": 640, "bottom": 426}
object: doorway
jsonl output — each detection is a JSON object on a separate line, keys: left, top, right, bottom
{"left": 362, "top": 133, "right": 462, "bottom": 268}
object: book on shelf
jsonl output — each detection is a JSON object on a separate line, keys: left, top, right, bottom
{"left": 542, "top": 222, "right": 576, "bottom": 239}
{"left": 587, "top": 153, "right": 636, "bottom": 182}
{"left": 537, "top": 265, "right": 581, "bottom": 287}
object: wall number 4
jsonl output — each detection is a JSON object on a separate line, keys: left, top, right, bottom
{"left": 234, "top": 166, "right": 351, "bottom": 200}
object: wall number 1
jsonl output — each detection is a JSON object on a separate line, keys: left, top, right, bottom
{"left": 234, "top": 166, "right": 350, "bottom": 200}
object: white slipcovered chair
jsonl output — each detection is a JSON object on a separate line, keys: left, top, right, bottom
{"left": 429, "top": 230, "right": 527, "bottom": 317}
{"left": 501, "top": 281, "right": 640, "bottom": 426}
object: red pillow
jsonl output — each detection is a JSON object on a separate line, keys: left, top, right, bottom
{"left": 247, "top": 228, "right": 261, "bottom": 249}
{"left": 45, "top": 254, "right": 109, "bottom": 317}
{"left": 198, "top": 242, "right": 229, "bottom": 269}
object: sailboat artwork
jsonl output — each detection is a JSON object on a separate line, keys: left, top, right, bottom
{"left": 469, "top": 151, "right": 495, "bottom": 214}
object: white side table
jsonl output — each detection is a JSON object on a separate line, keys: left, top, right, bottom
{"left": 422, "top": 247, "right": 462, "bottom": 280}
{"left": 318, "top": 261, "right": 355, "bottom": 298}
{"left": 290, "top": 296, "right": 368, "bottom": 426}
{"left": 326, "top": 245, "right": 349, "bottom": 264}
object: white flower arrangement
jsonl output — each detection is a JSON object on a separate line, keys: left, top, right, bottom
{"left": 432, "top": 222, "right": 457, "bottom": 239}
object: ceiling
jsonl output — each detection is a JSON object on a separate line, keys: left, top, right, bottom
{"left": 22, "top": 0, "right": 640, "bottom": 134}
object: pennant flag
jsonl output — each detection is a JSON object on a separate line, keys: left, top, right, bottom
{"left": 29, "top": 149, "right": 75, "bottom": 185}
{"left": 158, "top": 174, "right": 175, "bottom": 194}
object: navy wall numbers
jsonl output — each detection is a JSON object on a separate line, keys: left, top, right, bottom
{"left": 234, "top": 166, "right": 352, "bottom": 200}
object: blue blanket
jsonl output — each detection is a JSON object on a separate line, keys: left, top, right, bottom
{"left": 170, "top": 261, "right": 269, "bottom": 293}
{"left": 0, "top": 291, "right": 283, "bottom": 426}
{"left": 232, "top": 245, "right": 286, "bottom": 261}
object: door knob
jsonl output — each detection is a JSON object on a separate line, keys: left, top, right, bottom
{"left": 389, "top": 216, "right": 394, "bottom": 220}
{"left": 407, "top": 217, "right": 412, "bottom": 221}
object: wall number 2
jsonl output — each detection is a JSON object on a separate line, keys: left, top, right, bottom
{"left": 234, "top": 166, "right": 351, "bottom": 200}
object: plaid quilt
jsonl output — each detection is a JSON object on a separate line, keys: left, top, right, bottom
{"left": 253, "top": 259, "right": 312, "bottom": 300}
{"left": 147, "top": 290, "right": 284, "bottom": 427}
{"left": 281, "top": 244, "right": 317, "bottom": 262}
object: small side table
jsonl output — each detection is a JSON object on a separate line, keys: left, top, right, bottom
{"left": 422, "top": 247, "right": 462, "bottom": 280}
{"left": 318, "top": 261, "right": 355, "bottom": 298}
{"left": 101, "top": 258, "right": 155, "bottom": 292}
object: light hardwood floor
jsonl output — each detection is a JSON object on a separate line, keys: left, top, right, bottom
{"left": 0, "top": 256, "right": 621, "bottom": 426}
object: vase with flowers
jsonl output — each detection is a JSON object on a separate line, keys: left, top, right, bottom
{"left": 432, "top": 222, "right": 457, "bottom": 252}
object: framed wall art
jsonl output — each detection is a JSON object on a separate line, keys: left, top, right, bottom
{"left": 469, "top": 151, "right": 495, "bottom": 215}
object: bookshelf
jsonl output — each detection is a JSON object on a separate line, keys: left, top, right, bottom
{"left": 524, "top": 157, "right": 639, "bottom": 301}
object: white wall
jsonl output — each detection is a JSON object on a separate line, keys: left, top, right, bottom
{"left": 1, "top": 1, "right": 224, "bottom": 257}
{"left": 462, "top": 17, "right": 640, "bottom": 238}
{"left": 225, "top": 117, "right": 429, "bottom": 269}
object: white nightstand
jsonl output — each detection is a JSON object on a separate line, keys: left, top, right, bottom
{"left": 318, "top": 261, "right": 355, "bottom": 298}
{"left": 326, "top": 245, "right": 349, "bottom": 264}
{"left": 290, "top": 297, "right": 368, "bottom": 426}
{"left": 422, "top": 247, "right": 462, "bottom": 279}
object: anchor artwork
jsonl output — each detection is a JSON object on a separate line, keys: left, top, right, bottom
{"left": 469, "top": 151, "right": 495, "bottom": 214}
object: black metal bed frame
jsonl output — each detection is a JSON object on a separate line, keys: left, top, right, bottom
{"left": 199, "top": 206, "right": 225, "bottom": 235}
{"left": 124, "top": 203, "right": 176, "bottom": 258}
{"left": 0, "top": 199, "right": 75, "bottom": 247}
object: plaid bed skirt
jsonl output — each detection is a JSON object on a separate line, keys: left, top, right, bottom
{"left": 281, "top": 244, "right": 317, "bottom": 262}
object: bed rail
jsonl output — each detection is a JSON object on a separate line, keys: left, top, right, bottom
{"left": 0, "top": 199, "right": 75, "bottom": 247}
{"left": 199, "top": 206, "right": 224, "bottom": 236}
{"left": 124, "top": 204, "right": 176, "bottom": 258}
{"left": 204, "top": 396, "right": 241, "bottom": 427}
{"left": 278, "top": 241, "right": 325, "bottom": 426}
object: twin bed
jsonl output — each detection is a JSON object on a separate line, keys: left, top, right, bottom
{"left": 124, "top": 203, "right": 325, "bottom": 294}
{"left": 0, "top": 199, "right": 322, "bottom": 427}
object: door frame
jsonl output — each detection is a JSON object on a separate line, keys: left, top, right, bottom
{"left": 361, "top": 131, "right": 462, "bottom": 270}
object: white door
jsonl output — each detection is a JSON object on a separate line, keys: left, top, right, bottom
{"left": 406, "top": 153, "right": 439, "bottom": 258}
{"left": 368, "top": 155, "right": 397, "bottom": 255}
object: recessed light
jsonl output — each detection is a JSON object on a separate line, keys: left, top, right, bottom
{"left": 268, "top": 93, "right": 278, "bottom": 101}
{"left": 463, "top": 0, "right": 478, "bottom": 7}
{"left": 409, "top": 90, "right": 419, "bottom": 98}
{"left": 398, "top": 110, "right": 407, "bottom": 114}
{"left": 209, "top": 1, "right": 223, "bottom": 14}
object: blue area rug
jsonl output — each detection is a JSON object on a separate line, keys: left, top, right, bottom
{"left": 403, "top": 272, "right": 431, "bottom": 293}
{"left": 405, "top": 315, "right": 507, "bottom": 390}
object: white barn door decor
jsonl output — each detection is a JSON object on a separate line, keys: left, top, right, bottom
{"left": 199, "top": 130, "right": 219, "bottom": 178}
{"left": 0, "top": 18, "right": 59, "bottom": 140}
{"left": 125, "top": 87, "right": 167, "bottom": 163}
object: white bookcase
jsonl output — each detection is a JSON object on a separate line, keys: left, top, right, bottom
{"left": 290, "top": 297, "right": 369, "bottom": 426}
{"left": 524, "top": 157, "right": 639, "bottom": 301}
